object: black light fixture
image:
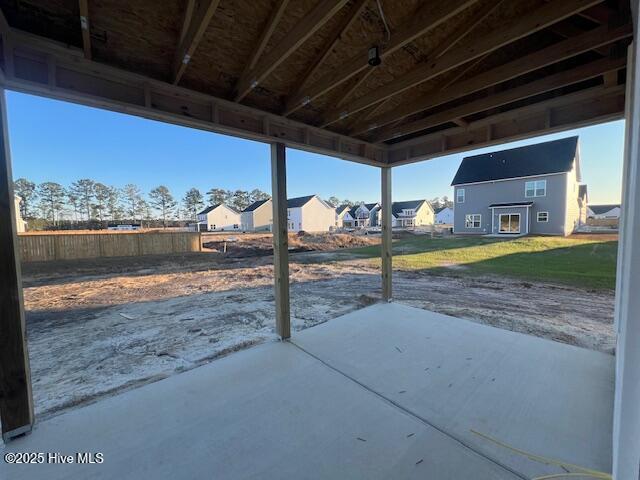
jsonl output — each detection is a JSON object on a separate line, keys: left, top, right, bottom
{"left": 368, "top": 45, "right": 381, "bottom": 67}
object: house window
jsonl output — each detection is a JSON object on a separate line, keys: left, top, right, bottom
{"left": 525, "top": 180, "right": 546, "bottom": 197}
{"left": 465, "top": 214, "right": 481, "bottom": 228}
{"left": 537, "top": 212, "right": 549, "bottom": 222}
{"left": 287, "top": 209, "right": 291, "bottom": 218}
{"left": 457, "top": 189, "right": 465, "bottom": 203}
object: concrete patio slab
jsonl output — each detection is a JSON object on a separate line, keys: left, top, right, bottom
{"left": 1, "top": 303, "right": 613, "bottom": 479}
{"left": 293, "top": 302, "right": 615, "bottom": 479}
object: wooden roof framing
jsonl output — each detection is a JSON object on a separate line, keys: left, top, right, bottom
{"left": 0, "top": 0, "right": 632, "bottom": 167}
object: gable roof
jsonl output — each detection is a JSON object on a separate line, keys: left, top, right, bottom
{"left": 198, "top": 204, "right": 240, "bottom": 215}
{"left": 451, "top": 136, "right": 579, "bottom": 186}
{"left": 198, "top": 204, "right": 220, "bottom": 215}
{"left": 287, "top": 195, "right": 316, "bottom": 208}
{"left": 589, "top": 204, "right": 620, "bottom": 214}
{"left": 434, "top": 206, "right": 449, "bottom": 214}
{"left": 243, "top": 199, "right": 270, "bottom": 212}
{"left": 364, "top": 202, "right": 380, "bottom": 210}
{"left": 336, "top": 205, "right": 350, "bottom": 215}
{"left": 391, "top": 200, "right": 429, "bottom": 217}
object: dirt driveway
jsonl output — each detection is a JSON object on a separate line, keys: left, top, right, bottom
{"left": 21, "top": 245, "right": 614, "bottom": 418}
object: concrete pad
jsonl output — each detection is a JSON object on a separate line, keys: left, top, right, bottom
{"left": 293, "top": 302, "right": 615, "bottom": 479}
{"left": 2, "top": 337, "right": 521, "bottom": 479}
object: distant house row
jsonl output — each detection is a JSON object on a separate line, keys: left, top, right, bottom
{"left": 196, "top": 196, "right": 444, "bottom": 232}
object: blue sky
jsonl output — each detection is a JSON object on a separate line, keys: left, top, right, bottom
{"left": 7, "top": 91, "right": 624, "bottom": 205}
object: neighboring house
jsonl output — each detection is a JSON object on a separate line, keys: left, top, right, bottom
{"left": 379, "top": 200, "right": 434, "bottom": 228}
{"left": 197, "top": 204, "right": 241, "bottom": 231}
{"left": 241, "top": 199, "right": 272, "bottom": 231}
{"left": 287, "top": 195, "right": 335, "bottom": 232}
{"left": 335, "top": 205, "right": 354, "bottom": 228}
{"left": 14, "top": 195, "right": 26, "bottom": 233}
{"left": 451, "top": 136, "right": 584, "bottom": 236}
{"left": 587, "top": 204, "right": 621, "bottom": 219}
{"left": 348, "top": 202, "right": 380, "bottom": 228}
{"left": 434, "top": 206, "right": 454, "bottom": 225}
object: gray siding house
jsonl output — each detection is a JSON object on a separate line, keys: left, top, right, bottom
{"left": 452, "top": 136, "right": 585, "bottom": 236}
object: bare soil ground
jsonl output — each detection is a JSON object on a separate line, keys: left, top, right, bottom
{"left": 21, "top": 233, "right": 614, "bottom": 418}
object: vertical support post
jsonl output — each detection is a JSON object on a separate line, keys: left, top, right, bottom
{"left": 612, "top": 37, "right": 640, "bottom": 478}
{"left": 381, "top": 166, "right": 392, "bottom": 302}
{"left": 0, "top": 88, "right": 34, "bottom": 441}
{"left": 270, "top": 143, "right": 290, "bottom": 339}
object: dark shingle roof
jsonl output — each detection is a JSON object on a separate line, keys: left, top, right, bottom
{"left": 336, "top": 205, "right": 350, "bottom": 215}
{"left": 242, "top": 199, "right": 270, "bottom": 212}
{"left": 364, "top": 203, "right": 379, "bottom": 210}
{"left": 451, "top": 136, "right": 579, "bottom": 186}
{"left": 198, "top": 204, "right": 220, "bottom": 215}
{"left": 434, "top": 206, "right": 446, "bottom": 214}
{"left": 287, "top": 195, "right": 316, "bottom": 208}
{"left": 488, "top": 201, "right": 534, "bottom": 208}
{"left": 391, "top": 200, "right": 428, "bottom": 217}
{"left": 589, "top": 204, "right": 620, "bottom": 214}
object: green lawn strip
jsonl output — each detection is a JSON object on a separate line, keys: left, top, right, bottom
{"left": 341, "top": 235, "right": 617, "bottom": 290}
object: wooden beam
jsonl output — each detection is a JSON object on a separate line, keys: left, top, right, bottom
{"left": 271, "top": 143, "right": 290, "bottom": 339}
{"left": 387, "top": 83, "right": 625, "bottom": 165}
{"left": 549, "top": 21, "right": 610, "bottom": 56}
{"left": 374, "top": 56, "right": 625, "bottom": 142}
{"left": 285, "top": 0, "right": 368, "bottom": 110}
{"left": 322, "top": 0, "right": 604, "bottom": 126}
{"left": 283, "top": 0, "right": 480, "bottom": 115}
{"left": 178, "top": 0, "right": 196, "bottom": 45}
{"left": 381, "top": 166, "right": 392, "bottom": 302}
{"left": 78, "top": 0, "right": 91, "bottom": 60}
{"left": 0, "top": 88, "right": 33, "bottom": 441}
{"left": 323, "top": 0, "right": 502, "bottom": 128}
{"left": 236, "top": 0, "right": 290, "bottom": 93}
{"left": 235, "top": 0, "right": 349, "bottom": 102}
{"left": 579, "top": 3, "right": 612, "bottom": 23}
{"left": 2, "top": 29, "right": 386, "bottom": 166}
{"left": 172, "top": 0, "right": 221, "bottom": 85}
{"left": 353, "top": 22, "right": 632, "bottom": 135}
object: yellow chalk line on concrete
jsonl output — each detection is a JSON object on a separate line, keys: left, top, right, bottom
{"left": 471, "top": 429, "right": 611, "bottom": 480}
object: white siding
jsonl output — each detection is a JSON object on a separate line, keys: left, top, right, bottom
{"left": 299, "top": 197, "right": 335, "bottom": 232}
{"left": 201, "top": 205, "right": 241, "bottom": 231}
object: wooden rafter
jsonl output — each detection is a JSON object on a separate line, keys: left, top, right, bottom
{"left": 387, "top": 83, "right": 625, "bottom": 165}
{"left": 372, "top": 55, "right": 626, "bottom": 143}
{"left": 549, "top": 20, "right": 610, "bottom": 56}
{"left": 579, "top": 3, "right": 613, "bottom": 23}
{"left": 326, "top": 0, "right": 504, "bottom": 129}
{"left": 172, "top": 0, "right": 221, "bottom": 85}
{"left": 234, "top": 0, "right": 350, "bottom": 102}
{"left": 78, "top": 0, "right": 91, "bottom": 60}
{"left": 285, "top": 0, "right": 368, "bottom": 110}
{"left": 321, "top": 0, "right": 604, "bottom": 127}
{"left": 283, "top": 0, "right": 480, "bottom": 116}
{"left": 328, "top": 0, "right": 505, "bottom": 128}
{"left": 351, "top": 22, "right": 632, "bottom": 135}
{"left": 236, "top": 0, "right": 290, "bottom": 94}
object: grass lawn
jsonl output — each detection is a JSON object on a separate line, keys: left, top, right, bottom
{"left": 347, "top": 234, "right": 618, "bottom": 290}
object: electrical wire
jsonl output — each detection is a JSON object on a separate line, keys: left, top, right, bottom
{"left": 376, "top": 0, "right": 391, "bottom": 42}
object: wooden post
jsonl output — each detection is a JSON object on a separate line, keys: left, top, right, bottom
{"left": 270, "top": 143, "right": 290, "bottom": 339}
{"left": 613, "top": 37, "right": 640, "bottom": 479}
{"left": 0, "top": 88, "right": 34, "bottom": 441}
{"left": 381, "top": 166, "right": 392, "bottom": 301}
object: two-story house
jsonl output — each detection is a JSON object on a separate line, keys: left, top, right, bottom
{"left": 349, "top": 202, "right": 380, "bottom": 228}
{"left": 452, "top": 136, "right": 585, "bottom": 236}
{"left": 287, "top": 195, "right": 335, "bottom": 232}
{"left": 197, "top": 204, "right": 241, "bottom": 231}
{"left": 335, "top": 205, "right": 354, "bottom": 228}
{"left": 241, "top": 199, "right": 272, "bottom": 231}
{"left": 376, "top": 200, "right": 434, "bottom": 228}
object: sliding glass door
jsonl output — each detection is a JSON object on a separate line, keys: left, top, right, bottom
{"left": 499, "top": 213, "right": 520, "bottom": 234}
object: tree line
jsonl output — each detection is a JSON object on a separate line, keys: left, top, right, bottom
{"left": 12, "top": 178, "right": 271, "bottom": 230}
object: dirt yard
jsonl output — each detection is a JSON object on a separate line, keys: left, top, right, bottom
{"left": 21, "top": 233, "right": 615, "bottom": 418}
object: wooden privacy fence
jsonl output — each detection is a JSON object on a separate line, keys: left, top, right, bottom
{"left": 18, "top": 231, "right": 202, "bottom": 262}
